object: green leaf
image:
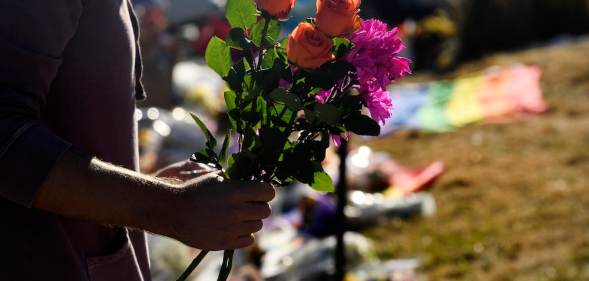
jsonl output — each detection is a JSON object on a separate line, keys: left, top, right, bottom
{"left": 219, "top": 131, "right": 232, "bottom": 164}
{"left": 191, "top": 150, "right": 212, "bottom": 164}
{"left": 286, "top": 152, "right": 334, "bottom": 192}
{"left": 205, "top": 37, "right": 232, "bottom": 77}
{"left": 311, "top": 170, "right": 334, "bottom": 192}
{"left": 270, "top": 103, "right": 295, "bottom": 127}
{"left": 333, "top": 37, "right": 352, "bottom": 58}
{"left": 269, "top": 88, "right": 302, "bottom": 111}
{"left": 224, "top": 90, "right": 238, "bottom": 112}
{"left": 303, "top": 108, "right": 316, "bottom": 123}
{"left": 225, "top": 0, "right": 258, "bottom": 29}
{"left": 291, "top": 77, "right": 312, "bottom": 97}
{"left": 251, "top": 18, "right": 281, "bottom": 47}
{"left": 243, "top": 72, "right": 253, "bottom": 92}
{"left": 305, "top": 61, "right": 353, "bottom": 89}
{"left": 225, "top": 90, "right": 242, "bottom": 132}
{"left": 256, "top": 95, "right": 268, "bottom": 125}
{"left": 341, "top": 94, "right": 363, "bottom": 111}
{"left": 309, "top": 133, "right": 330, "bottom": 161}
{"left": 315, "top": 104, "right": 341, "bottom": 126}
{"left": 241, "top": 126, "right": 259, "bottom": 151}
{"left": 264, "top": 70, "right": 283, "bottom": 95}
{"left": 226, "top": 153, "right": 236, "bottom": 180}
{"left": 261, "top": 47, "right": 282, "bottom": 69}
{"left": 190, "top": 112, "right": 218, "bottom": 149}
{"left": 225, "top": 58, "right": 250, "bottom": 93}
{"left": 228, "top": 109, "right": 241, "bottom": 132}
{"left": 226, "top": 28, "right": 250, "bottom": 50}
{"left": 191, "top": 148, "right": 220, "bottom": 168}
{"left": 226, "top": 151, "right": 257, "bottom": 181}
{"left": 278, "top": 37, "right": 289, "bottom": 49}
{"left": 241, "top": 96, "right": 262, "bottom": 125}
{"left": 344, "top": 113, "right": 381, "bottom": 136}
{"left": 262, "top": 48, "right": 289, "bottom": 84}
{"left": 259, "top": 127, "right": 285, "bottom": 151}
{"left": 259, "top": 127, "right": 287, "bottom": 164}
{"left": 247, "top": 68, "right": 281, "bottom": 95}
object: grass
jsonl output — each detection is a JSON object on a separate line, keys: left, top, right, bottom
{"left": 362, "top": 37, "right": 589, "bottom": 281}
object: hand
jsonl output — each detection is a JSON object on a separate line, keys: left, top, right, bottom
{"left": 156, "top": 173, "right": 275, "bottom": 250}
{"left": 153, "top": 160, "right": 218, "bottom": 181}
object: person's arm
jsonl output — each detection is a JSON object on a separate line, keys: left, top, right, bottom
{"left": 34, "top": 149, "right": 172, "bottom": 238}
{"left": 0, "top": 1, "right": 81, "bottom": 207}
{"left": 0, "top": 0, "right": 273, "bottom": 250}
{"left": 34, "top": 149, "right": 274, "bottom": 250}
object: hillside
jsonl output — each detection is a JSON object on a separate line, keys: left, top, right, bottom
{"left": 364, "top": 37, "right": 589, "bottom": 281}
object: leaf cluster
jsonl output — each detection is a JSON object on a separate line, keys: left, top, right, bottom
{"left": 194, "top": 0, "right": 381, "bottom": 193}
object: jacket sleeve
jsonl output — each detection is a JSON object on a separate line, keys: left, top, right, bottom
{"left": 0, "top": 1, "right": 83, "bottom": 207}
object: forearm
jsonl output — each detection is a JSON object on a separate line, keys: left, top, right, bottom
{"left": 31, "top": 148, "right": 275, "bottom": 250}
{"left": 33, "top": 148, "right": 176, "bottom": 233}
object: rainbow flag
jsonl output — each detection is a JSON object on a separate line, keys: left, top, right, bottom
{"left": 382, "top": 65, "right": 548, "bottom": 135}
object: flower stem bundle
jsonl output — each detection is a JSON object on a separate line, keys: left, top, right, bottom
{"left": 177, "top": 0, "right": 410, "bottom": 280}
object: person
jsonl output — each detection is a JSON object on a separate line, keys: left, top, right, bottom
{"left": 0, "top": 1, "right": 274, "bottom": 280}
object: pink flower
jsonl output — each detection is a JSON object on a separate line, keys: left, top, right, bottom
{"left": 346, "top": 19, "right": 411, "bottom": 93}
{"left": 363, "top": 89, "right": 393, "bottom": 125}
{"left": 315, "top": 90, "right": 331, "bottom": 104}
{"left": 345, "top": 20, "right": 410, "bottom": 125}
{"left": 332, "top": 132, "right": 350, "bottom": 147}
{"left": 279, "top": 79, "right": 292, "bottom": 90}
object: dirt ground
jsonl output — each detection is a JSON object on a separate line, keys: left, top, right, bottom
{"left": 363, "top": 37, "right": 589, "bottom": 281}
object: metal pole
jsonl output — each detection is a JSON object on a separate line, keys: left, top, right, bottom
{"left": 335, "top": 140, "right": 348, "bottom": 281}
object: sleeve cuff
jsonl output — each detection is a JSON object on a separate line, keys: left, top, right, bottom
{"left": 0, "top": 124, "right": 71, "bottom": 207}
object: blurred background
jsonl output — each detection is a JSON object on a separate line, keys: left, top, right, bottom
{"left": 131, "top": 0, "right": 589, "bottom": 280}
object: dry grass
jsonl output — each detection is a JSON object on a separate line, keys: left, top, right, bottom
{"left": 362, "top": 37, "right": 589, "bottom": 281}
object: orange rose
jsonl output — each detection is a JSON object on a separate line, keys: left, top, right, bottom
{"left": 256, "top": 0, "right": 296, "bottom": 19}
{"left": 287, "top": 22, "right": 335, "bottom": 69}
{"left": 315, "top": 0, "right": 362, "bottom": 37}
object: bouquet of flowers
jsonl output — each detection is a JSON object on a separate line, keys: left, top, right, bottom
{"left": 178, "top": 0, "right": 410, "bottom": 280}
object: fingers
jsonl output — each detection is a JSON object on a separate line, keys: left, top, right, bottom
{"left": 228, "top": 234, "right": 255, "bottom": 249}
{"left": 215, "top": 221, "right": 261, "bottom": 250}
{"left": 175, "top": 177, "right": 274, "bottom": 251}
{"left": 234, "top": 202, "right": 272, "bottom": 221}
{"left": 240, "top": 220, "right": 264, "bottom": 234}
{"left": 233, "top": 182, "right": 275, "bottom": 203}
{"left": 190, "top": 172, "right": 224, "bottom": 185}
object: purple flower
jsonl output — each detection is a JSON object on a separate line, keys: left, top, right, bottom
{"left": 315, "top": 90, "right": 332, "bottom": 104}
{"left": 332, "top": 132, "right": 350, "bottom": 147}
{"left": 314, "top": 90, "right": 350, "bottom": 146}
{"left": 363, "top": 89, "right": 393, "bottom": 125}
{"left": 345, "top": 19, "right": 410, "bottom": 124}
{"left": 279, "top": 79, "right": 292, "bottom": 90}
{"left": 346, "top": 20, "right": 411, "bottom": 92}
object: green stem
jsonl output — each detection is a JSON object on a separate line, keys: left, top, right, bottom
{"left": 302, "top": 131, "right": 320, "bottom": 143}
{"left": 256, "top": 16, "right": 271, "bottom": 70}
{"left": 176, "top": 250, "right": 209, "bottom": 281}
{"left": 217, "top": 250, "right": 235, "bottom": 281}
{"left": 327, "top": 72, "right": 354, "bottom": 104}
